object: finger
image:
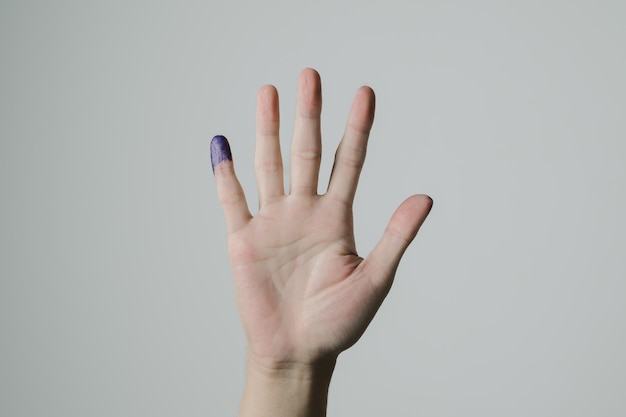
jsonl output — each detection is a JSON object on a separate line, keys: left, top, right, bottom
{"left": 290, "top": 68, "right": 322, "bottom": 195}
{"left": 255, "top": 85, "right": 284, "bottom": 204}
{"left": 211, "top": 135, "right": 252, "bottom": 233}
{"left": 362, "top": 195, "right": 433, "bottom": 289}
{"left": 327, "top": 86, "right": 375, "bottom": 205}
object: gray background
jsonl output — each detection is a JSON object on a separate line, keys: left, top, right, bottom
{"left": 1, "top": 0, "right": 625, "bottom": 416}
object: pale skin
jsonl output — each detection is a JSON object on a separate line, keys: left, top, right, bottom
{"left": 212, "top": 68, "right": 433, "bottom": 417}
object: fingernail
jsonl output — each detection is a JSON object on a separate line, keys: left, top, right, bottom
{"left": 210, "top": 135, "right": 232, "bottom": 173}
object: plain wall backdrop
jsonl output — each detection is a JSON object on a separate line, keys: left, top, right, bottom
{"left": 1, "top": 0, "right": 625, "bottom": 416}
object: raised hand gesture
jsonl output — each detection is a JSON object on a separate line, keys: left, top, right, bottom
{"left": 211, "top": 68, "right": 432, "bottom": 417}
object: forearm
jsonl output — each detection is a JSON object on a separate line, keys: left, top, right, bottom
{"left": 238, "top": 352, "right": 336, "bottom": 417}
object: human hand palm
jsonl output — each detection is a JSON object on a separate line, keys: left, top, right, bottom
{"left": 212, "top": 69, "right": 432, "bottom": 367}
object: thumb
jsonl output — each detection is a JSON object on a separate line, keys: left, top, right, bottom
{"left": 363, "top": 194, "right": 433, "bottom": 289}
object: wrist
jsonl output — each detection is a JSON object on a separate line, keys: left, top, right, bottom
{"left": 246, "top": 349, "right": 337, "bottom": 380}
{"left": 239, "top": 351, "right": 336, "bottom": 417}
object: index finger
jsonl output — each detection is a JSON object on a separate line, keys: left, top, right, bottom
{"left": 326, "top": 86, "right": 375, "bottom": 205}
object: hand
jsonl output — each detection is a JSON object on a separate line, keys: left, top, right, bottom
{"left": 212, "top": 68, "right": 432, "bottom": 370}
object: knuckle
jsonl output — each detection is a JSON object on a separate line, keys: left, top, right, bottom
{"left": 295, "top": 148, "right": 321, "bottom": 162}
{"left": 290, "top": 184, "right": 317, "bottom": 194}
{"left": 385, "top": 225, "right": 410, "bottom": 245}
{"left": 337, "top": 153, "right": 364, "bottom": 170}
{"left": 348, "top": 120, "right": 372, "bottom": 135}
{"left": 219, "top": 190, "right": 245, "bottom": 207}
{"left": 255, "top": 160, "right": 282, "bottom": 174}
{"left": 336, "top": 142, "right": 366, "bottom": 169}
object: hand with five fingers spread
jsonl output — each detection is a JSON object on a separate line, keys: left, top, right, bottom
{"left": 211, "top": 68, "right": 432, "bottom": 417}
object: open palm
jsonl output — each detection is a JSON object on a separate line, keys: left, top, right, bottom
{"left": 212, "top": 69, "right": 432, "bottom": 367}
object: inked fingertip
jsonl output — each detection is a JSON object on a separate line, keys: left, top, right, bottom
{"left": 210, "top": 135, "right": 232, "bottom": 173}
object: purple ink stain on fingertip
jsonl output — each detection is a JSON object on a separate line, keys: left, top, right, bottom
{"left": 210, "top": 135, "right": 232, "bottom": 173}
